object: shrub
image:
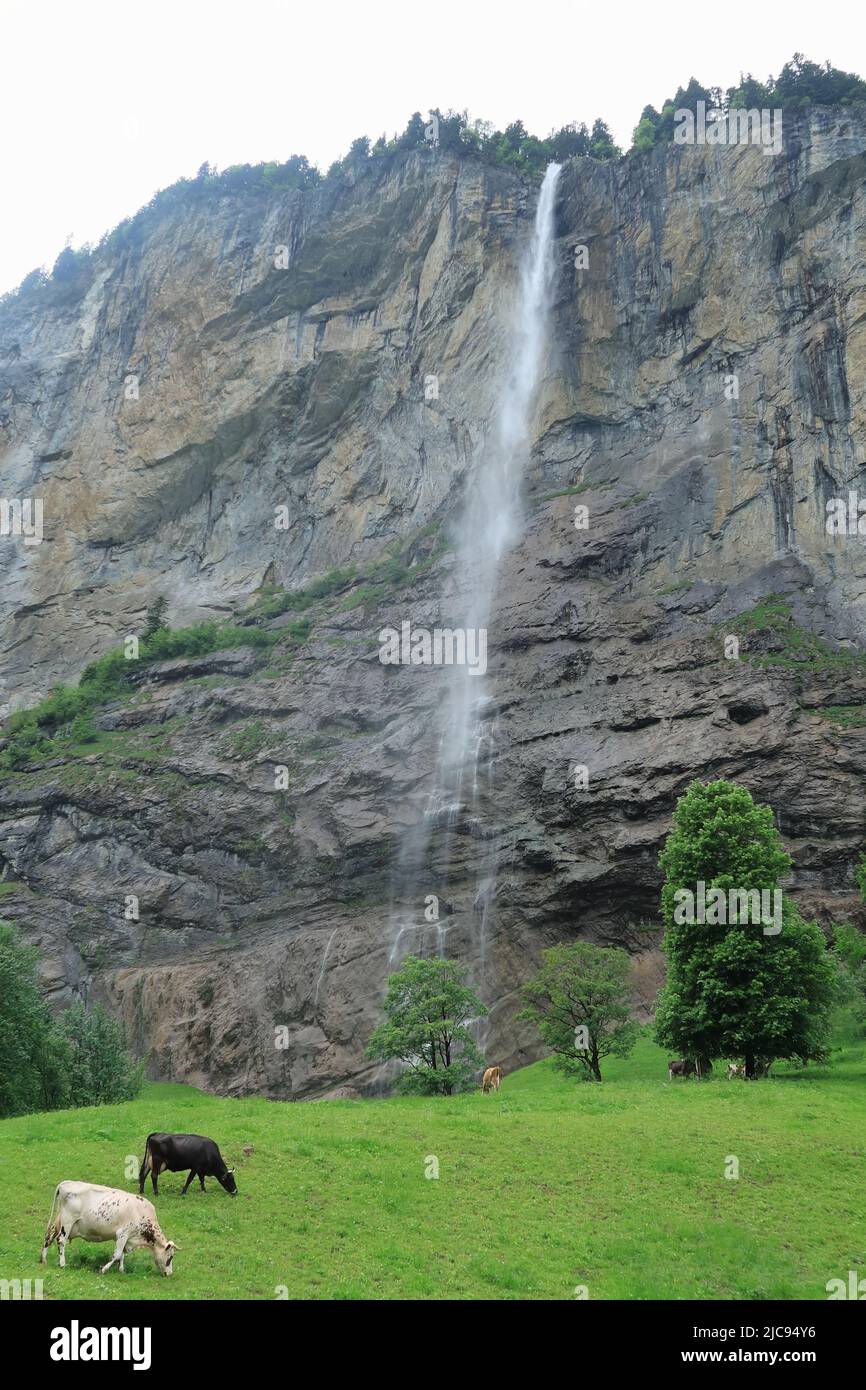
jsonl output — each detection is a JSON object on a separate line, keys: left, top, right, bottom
{"left": 59, "top": 1002, "right": 143, "bottom": 1107}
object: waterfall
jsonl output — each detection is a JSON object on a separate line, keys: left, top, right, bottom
{"left": 386, "top": 162, "right": 562, "bottom": 1039}
{"left": 439, "top": 160, "right": 562, "bottom": 813}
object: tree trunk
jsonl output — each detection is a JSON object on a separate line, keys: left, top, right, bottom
{"left": 744, "top": 1051, "right": 756, "bottom": 1079}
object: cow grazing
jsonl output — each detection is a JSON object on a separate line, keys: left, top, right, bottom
{"left": 668, "top": 1058, "right": 696, "bottom": 1080}
{"left": 40, "top": 1182, "right": 178, "bottom": 1276}
{"left": 139, "top": 1132, "right": 238, "bottom": 1197}
{"left": 481, "top": 1066, "right": 502, "bottom": 1093}
{"left": 727, "top": 1062, "right": 746, "bottom": 1079}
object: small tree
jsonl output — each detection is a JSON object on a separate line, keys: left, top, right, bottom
{"left": 519, "top": 942, "right": 637, "bottom": 1082}
{"left": 0, "top": 922, "right": 68, "bottom": 1116}
{"left": 143, "top": 595, "right": 169, "bottom": 641}
{"left": 655, "top": 779, "right": 836, "bottom": 1076}
{"left": 59, "top": 1003, "right": 143, "bottom": 1107}
{"left": 831, "top": 922, "right": 866, "bottom": 1041}
{"left": 366, "top": 956, "right": 485, "bottom": 1095}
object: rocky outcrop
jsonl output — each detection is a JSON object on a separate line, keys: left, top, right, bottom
{"left": 2, "top": 109, "right": 865, "bottom": 1096}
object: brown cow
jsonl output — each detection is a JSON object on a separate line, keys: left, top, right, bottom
{"left": 727, "top": 1062, "right": 746, "bottom": 1079}
{"left": 481, "top": 1066, "right": 502, "bottom": 1093}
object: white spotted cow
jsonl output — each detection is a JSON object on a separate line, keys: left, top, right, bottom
{"left": 40, "top": 1181, "right": 179, "bottom": 1276}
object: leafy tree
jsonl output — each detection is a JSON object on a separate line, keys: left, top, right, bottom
{"left": 549, "top": 122, "right": 591, "bottom": 162}
{"left": 589, "top": 118, "right": 620, "bottom": 160}
{"left": 59, "top": 1002, "right": 143, "bottom": 1107}
{"left": 830, "top": 922, "right": 866, "bottom": 1041}
{"left": 0, "top": 923, "right": 68, "bottom": 1117}
{"left": 396, "top": 112, "right": 426, "bottom": 150}
{"left": 727, "top": 73, "right": 771, "bottom": 110}
{"left": 347, "top": 135, "right": 371, "bottom": 163}
{"left": 519, "top": 942, "right": 637, "bottom": 1081}
{"left": 366, "top": 955, "right": 485, "bottom": 1095}
{"left": 654, "top": 780, "right": 836, "bottom": 1076}
{"left": 632, "top": 111, "right": 660, "bottom": 154}
{"left": 770, "top": 53, "right": 866, "bottom": 108}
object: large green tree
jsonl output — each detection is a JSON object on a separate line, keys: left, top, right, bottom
{"left": 519, "top": 942, "right": 637, "bottom": 1082}
{"left": 366, "top": 955, "right": 485, "bottom": 1095}
{"left": 654, "top": 780, "right": 835, "bottom": 1077}
{"left": 0, "top": 922, "right": 68, "bottom": 1116}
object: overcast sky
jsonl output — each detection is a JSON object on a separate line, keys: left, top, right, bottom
{"left": 2, "top": 0, "right": 864, "bottom": 294}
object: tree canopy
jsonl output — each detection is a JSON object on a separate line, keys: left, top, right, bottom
{"left": 519, "top": 942, "right": 638, "bottom": 1082}
{"left": 654, "top": 780, "right": 836, "bottom": 1076}
{"left": 366, "top": 954, "right": 485, "bottom": 1095}
{"left": 632, "top": 54, "right": 866, "bottom": 152}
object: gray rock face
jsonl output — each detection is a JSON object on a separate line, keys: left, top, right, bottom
{"left": 1, "top": 109, "right": 865, "bottom": 1097}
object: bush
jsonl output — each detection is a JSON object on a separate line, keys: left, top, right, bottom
{"left": 0, "top": 620, "right": 277, "bottom": 771}
{"left": 0, "top": 924, "right": 144, "bottom": 1116}
{"left": 59, "top": 1003, "right": 143, "bottom": 1107}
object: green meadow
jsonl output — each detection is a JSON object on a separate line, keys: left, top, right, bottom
{"left": 1, "top": 1035, "right": 864, "bottom": 1300}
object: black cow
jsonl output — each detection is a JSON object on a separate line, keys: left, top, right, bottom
{"left": 668, "top": 1058, "right": 696, "bottom": 1080}
{"left": 139, "top": 1133, "right": 238, "bottom": 1197}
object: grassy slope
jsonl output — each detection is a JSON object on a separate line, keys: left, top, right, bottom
{"left": 1, "top": 1035, "right": 864, "bottom": 1301}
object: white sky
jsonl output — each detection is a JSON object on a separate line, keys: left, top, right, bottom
{"left": 2, "top": 0, "right": 864, "bottom": 294}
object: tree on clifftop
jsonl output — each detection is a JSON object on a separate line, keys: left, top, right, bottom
{"left": 654, "top": 780, "right": 835, "bottom": 1077}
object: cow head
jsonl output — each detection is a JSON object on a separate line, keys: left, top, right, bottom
{"left": 153, "top": 1236, "right": 179, "bottom": 1276}
{"left": 219, "top": 1167, "right": 238, "bottom": 1197}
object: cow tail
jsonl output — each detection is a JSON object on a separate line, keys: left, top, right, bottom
{"left": 43, "top": 1183, "right": 61, "bottom": 1247}
{"left": 139, "top": 1134, "right": 155, "bottom": 1187}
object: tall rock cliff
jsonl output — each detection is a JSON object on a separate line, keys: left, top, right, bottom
{"left": 2, "top": 108, "right": 865, "bottom": 1096}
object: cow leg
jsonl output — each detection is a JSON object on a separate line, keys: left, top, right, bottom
{"left": 101, "top": 1229, "right": 130, "bottom": 1274}
{"left": 199, "top": 1172, "right": 206, "bottom": 1191}
{"left": 151, "top": 1163, "right": 160, "bottom": 1197}
{"left": 180, "top": 1169, "right": 196, "bottom": 1196}
{"left": 57, "top": 1227, "right": 68, "bottom": 1268}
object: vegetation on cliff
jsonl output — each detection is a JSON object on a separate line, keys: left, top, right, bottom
{"left": 0, "top": 619, "right": 277, "bottom": 771}
{"left": 4, "top": 54, "right": 863, "bottom": 318}
{"left": 633, "top": 53, "right": 866, "bottom": 151}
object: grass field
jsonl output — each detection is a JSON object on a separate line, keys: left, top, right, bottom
{"left": 1, "top": 1034, "right": 864, "bottom": 1300}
